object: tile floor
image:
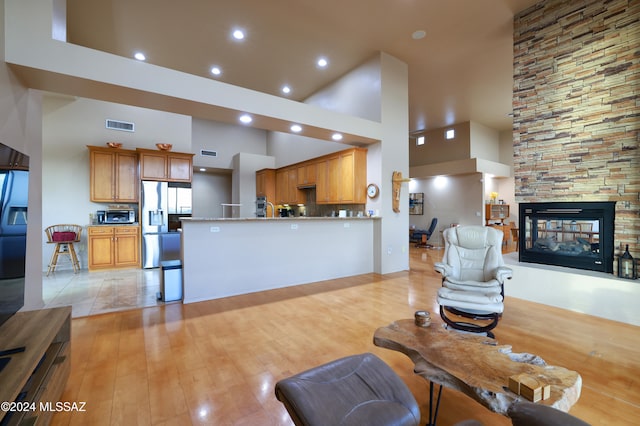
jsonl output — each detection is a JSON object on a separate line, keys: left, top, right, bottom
{"left": 42, "top": 267, "right": 165, "bottom": 318}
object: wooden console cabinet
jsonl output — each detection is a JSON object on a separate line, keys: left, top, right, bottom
{"left": 88, "top": 145, "right": 138, "bottom": 203}
{"left": 0, "top": 307, "right": 71, "bottom": 426}
{"left": 485, "top": 203, "right": 510, "bottom": 225}
{"left": 88, "top": 225, "right": 140, "bottom": 270}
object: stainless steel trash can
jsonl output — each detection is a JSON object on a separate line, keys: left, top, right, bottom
{"left": 158, "top": 260, "right": 182, "bottom": 302}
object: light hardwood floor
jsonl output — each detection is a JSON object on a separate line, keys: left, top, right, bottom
{"left": 51, "top": 247, "right": 640, "bottom": 425}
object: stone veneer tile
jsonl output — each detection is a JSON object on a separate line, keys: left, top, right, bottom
{"left": 513, "top": 0, "right": 639, "bottom": 266}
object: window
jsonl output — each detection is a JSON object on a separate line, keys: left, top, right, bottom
{"left": 445, "top": 129, "right": 455, "bottom": 139}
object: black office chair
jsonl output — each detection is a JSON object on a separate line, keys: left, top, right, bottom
{"left": 415, "top": 217, "right": 438, "bottom": 248}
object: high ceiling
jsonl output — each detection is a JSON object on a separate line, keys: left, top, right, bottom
{"left": 66, "top": 0, "right": 540, "bottom": 135}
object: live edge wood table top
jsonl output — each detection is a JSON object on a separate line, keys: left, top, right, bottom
{"left": 373, "top": 320, "right": 582, "bottom": 415}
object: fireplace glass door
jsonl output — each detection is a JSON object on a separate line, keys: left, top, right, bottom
{"left": 519, "top": 202, "right": 615, "bottom": 273}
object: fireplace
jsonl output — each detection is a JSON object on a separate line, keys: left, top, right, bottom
{"left": 518, "top": 202, "right": 616, "bottom": 273}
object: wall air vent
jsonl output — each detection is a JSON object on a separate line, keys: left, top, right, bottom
{"left": 200, "top": 149, "right": 218, "bottom": 157}
{"left": 106, "top": 119, "right": 135, "bottom": 132}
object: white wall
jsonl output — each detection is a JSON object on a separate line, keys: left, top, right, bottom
{"left": 232, "top": 152, "right": 276, "bottom": 218}
{"left": 182, "top": 218, "right": 376, "bottom": 303}
{"left": 378, "top": 53, "right": 409, "bottom": 274}
{"left": 266, "top": 54, "right": 383, "bottom": 167}
{"left": 192, "top": 118, "right": 267, "bottom": 170}
{"left": 0, "top": 0, "right": 43, "bottom": 310}
{"left": 408, "top": 174, "right": 484, "bottom": 243}
{"left": 409, "top": 122, "right": 471, "bottom": 167}
{"left": 267, "top": 131, "right": 347, "bottom": 168}
{"left": 191, "top": 171, "right": 232, "bottom": 218}
{"left": 470, "top": 121, "right": 500, "bottom": 161}
{"left": 304, "top": 55, "right": 382, "bottom": 122}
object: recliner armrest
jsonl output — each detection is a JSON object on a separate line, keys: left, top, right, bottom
{"left": 434, "top": 262, "right": 452, "bottom": 277}
{"left": 495, "top": 266, "right": 513, "bottom": 283}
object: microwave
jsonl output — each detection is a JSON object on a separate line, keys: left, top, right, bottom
{"left": 99, "top": 210, "right": 136, "bottom": 224}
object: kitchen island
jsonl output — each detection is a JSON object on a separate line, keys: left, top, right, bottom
{"left": 180, "top": 217, "right": 380, "bottom": 303}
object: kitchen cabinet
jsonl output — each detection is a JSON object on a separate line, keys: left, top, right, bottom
{"left": 88, "top": 225, "right": 140, "bottom": 270}
{"left": 485, "top": 203, "right": 510, "bottom": 225}
{"left": 137, "top": 148, "right": 194, "bottom": 182}
{"left": 88, "top": 146, "right": 138, "bottom": 203}
{"left": 297, "top": 162, "right": 317, "bottom": 187}
{"left": 316, "top": 155, "right": 339, "bottom": 203}
{"left": 256, "top": 168, "right": 276, "bottom": 217}
{"left": 257, "top": 147, "right": 367, "bottom": 206}
{"left": 256, "top": 169, "right": 275, "bottom": 198}
{"left": 316, "top": 148, "right": 367, "bottom": 204}
{"left": 275, "top": 168, "right": 302, "bottom": 204}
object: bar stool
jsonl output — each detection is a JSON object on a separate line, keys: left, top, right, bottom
{"left": 45, "top": 224, "right": 82, "bottom": 275}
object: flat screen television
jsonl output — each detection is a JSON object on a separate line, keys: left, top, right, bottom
{"left": 0, "top": 142, "right": 29, "bottom": 329}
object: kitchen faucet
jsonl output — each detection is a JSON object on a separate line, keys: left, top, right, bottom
{"left": 267, "top": 201, "right": 275, "bottom": 218}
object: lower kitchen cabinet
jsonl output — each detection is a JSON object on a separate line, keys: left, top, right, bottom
{"left": 88, "top": 226, "right": 140, "bottom": 270}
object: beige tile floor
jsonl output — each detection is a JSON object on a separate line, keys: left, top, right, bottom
{"left": 43, "top": 267, "right": 164, "bottom": 318}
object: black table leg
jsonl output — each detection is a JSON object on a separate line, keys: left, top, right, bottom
{"left": 427, "top": 381, "right": 443, "bottom": 426}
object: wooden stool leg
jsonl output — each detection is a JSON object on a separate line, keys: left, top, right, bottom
{"left": 47, "top": 243, "right": 60, "bottom": 276}
{"left": 68, "top": 243, "right": 80, "bottom": 273}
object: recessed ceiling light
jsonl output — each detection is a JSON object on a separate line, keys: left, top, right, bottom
{"left": 239, "top": 114, "right": 252, "bottom": 124}
{"left": 282, "top": 85, "right": 291, "bottom": 94}
{"left": 199, "top": 168, "right": 206, "bottom": 172}
{"left": 291, "top": 124, "right": 302, "bottom": 133}
{"left": 134, "top": 52, "right": 146, "bottom": 61}
{"left": 317, "top": 57, "right": 328, "bottom": 68}
{"left": 232, "top": 29, "right": 245, "bottom": 40}
{"left": 210, "top": 66, "right": 222, "bottom": 76}
{"left": 332, "top": 133, "right": 343, "bottom": 141}
{"left": 412, "top": 30, "right": 426, "bottom": 40}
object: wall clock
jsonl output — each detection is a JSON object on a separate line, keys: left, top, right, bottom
{"left": 367, "top": 183, "right": 379, "bottom": 198}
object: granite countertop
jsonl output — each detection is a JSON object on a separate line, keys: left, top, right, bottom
{"left": 182, "top": 216, "right": 380, "bottom": 222}
{"left": 88, "top": 223, "right": 140, "bottom": 226}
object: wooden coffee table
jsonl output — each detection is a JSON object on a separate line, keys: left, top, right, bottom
{"left": 373, "top": 320, "right": 582, "bottom": 424}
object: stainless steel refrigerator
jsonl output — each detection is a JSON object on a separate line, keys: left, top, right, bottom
{"left": 141, "top": 181, "right": 191, "bottom": 268}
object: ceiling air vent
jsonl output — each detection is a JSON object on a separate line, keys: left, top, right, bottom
{"left": 200, "top": 149, "right": 217, "bottom": 157}
{"left": 106, "top": 119, "right": 135, "bottom": 132}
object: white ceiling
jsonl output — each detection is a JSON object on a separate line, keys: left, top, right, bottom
{"left": 66, "top": 0, "right": 540, "bottom": 134}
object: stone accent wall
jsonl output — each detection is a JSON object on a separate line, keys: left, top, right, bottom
{"left": 513, "top": 0, "right": 639, "bottom": 262}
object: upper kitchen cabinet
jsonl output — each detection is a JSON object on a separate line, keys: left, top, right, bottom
{"left": 317, "top": 148, "right": 367, "bottom": 204}
{"left": 256, "top": 169, "right": 275, "bottom": 198}
{"left": 137, "top": 148, "right": 194, "bottom": 182}
{"left": 88, "top": 146, "right": 138, "bottom": 203}
{"left": 275, "top": 167, "right": 303, "bottom": 205}
{"left": 296, "top": 161, "right": 317, "bottom": 187}
{"left": 316, "top": 155, "right": 340, "bottom": 203}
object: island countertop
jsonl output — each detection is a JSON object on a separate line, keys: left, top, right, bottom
{"left": 179, "top": 216, "right": 379, "bottom": 303}
{"left": 182, "top": 216, "right": 380, "bottom": 222}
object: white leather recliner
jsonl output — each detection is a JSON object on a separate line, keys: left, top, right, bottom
{"left": 434, "top": 225, "right": 513, "bottom": 337}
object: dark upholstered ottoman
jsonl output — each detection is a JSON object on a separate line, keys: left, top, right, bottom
{"left": 508, "top": 401, "right": 591, "bottom": 426}
{"left": 275, "top": 353, "right": 420, "bottom": 426}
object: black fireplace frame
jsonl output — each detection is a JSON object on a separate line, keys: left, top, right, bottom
{"left": 518, "top": 201, "right": 616, "bottom": 273}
